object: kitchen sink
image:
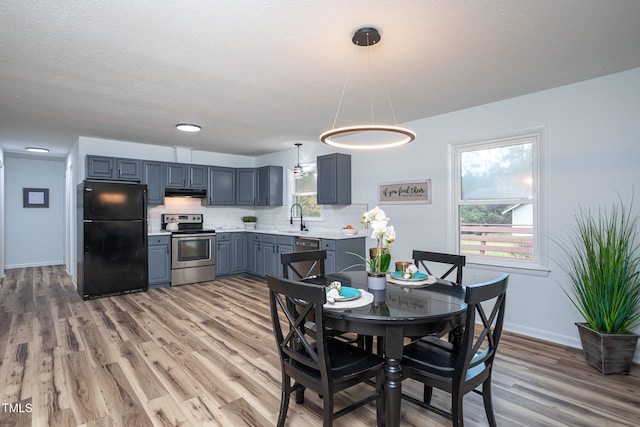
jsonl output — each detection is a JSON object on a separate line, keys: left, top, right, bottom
{"left": 278, "top": 230, "right": 308, "bottom": 234}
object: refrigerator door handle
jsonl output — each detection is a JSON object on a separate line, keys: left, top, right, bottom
{"left": 83, "top": 219, "right": 93, "bottom": 223}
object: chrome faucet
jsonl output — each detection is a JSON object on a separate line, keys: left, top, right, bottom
{"left": 290, "top": 203, "right": 306, "bottom": 231}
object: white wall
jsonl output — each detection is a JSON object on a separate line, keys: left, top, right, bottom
{"left": 0, "top": 147, "right": 4, "bottom": 278}
{"left": 4, "top": 155, "right": 66, "bottom": 268}
{"left": 351, "top": 68, "right": 640, "bottom": 360}
{"left": 263, "top": 67, "right": 640, "bottom": 361}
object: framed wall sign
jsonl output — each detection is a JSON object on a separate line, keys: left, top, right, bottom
{"left": 23, "top": 188, "right": 49, "bottom": 208}
{"left": 378, "top": 179, "right": 431, "bottom": 204}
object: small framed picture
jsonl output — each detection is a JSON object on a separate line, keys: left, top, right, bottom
{"left": 23, "top": 188, "right": 49, "bottom": 208}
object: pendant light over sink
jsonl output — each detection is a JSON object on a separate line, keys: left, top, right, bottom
{"left": 293, "top": 143, "right": 303, "bottom": 179}
{"left": 320, "top": 27, "right": 416, "bottom": 150}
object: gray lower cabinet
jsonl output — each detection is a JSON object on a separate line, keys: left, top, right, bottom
{"left": 148, "top": 235, "right": 171, "bottom": 288}
{"left": 321, "top": 237, "right": 365, "bottom": 272}
{"left": 216, "top": 232, "right": 248, "bottom": 277}
{"left": 262, "top": 234, "right": 294, "bottom": 277}
{"left": 251, "top": 234, "right": 264, "bottom": 276}
{"left": 216, "top": 233, "right": 231, "bottom": 276}
{"left": 317, "top": 153, "right": 351, "bottom": 205}
{"left": 142, "top": 161, "right": 164, "bottom": 205}
{"left": 207, "top": 166, "right": 236, "bottom": 205}
{"left": 215, "top": 232, "right": 363, "bottom": 278}
{"left": 231, "top": 233, "right": 246, "bottom": 274}
{"left": 86, "top": 155, "right": 142, "bottom": 182}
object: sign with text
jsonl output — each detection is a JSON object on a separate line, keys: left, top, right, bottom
{"left": 378, "top": 180, "right": 431, "bottom": 204}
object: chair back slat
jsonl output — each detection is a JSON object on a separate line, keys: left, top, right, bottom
{"left": 266, "top": 274, "right": 330, "bottom": 376}
{"left": 281, "top": 250, "right": 327, "bottom": 280}
{"left": 412, "top": 250, "right": 466, "bottom": 285}
{"left": 457, "top": 273, "right": 509, "bottom": 376}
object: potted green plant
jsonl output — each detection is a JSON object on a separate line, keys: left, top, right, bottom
{"left": 241, "top": 215, "right": 258, "bottom": 230}
{"left": 557, "top": 194, "right": 640, "bottom": 374}
{"left": 346, "top": 206, "right": 395, "bottom": 290}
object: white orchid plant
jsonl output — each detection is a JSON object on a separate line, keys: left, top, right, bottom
{"left": 347, "top": 206, "right": 395, "bottom": 273}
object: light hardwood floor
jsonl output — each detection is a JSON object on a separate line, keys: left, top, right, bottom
{"left": 0, "top": 266, "right": 639, "bottom": 426}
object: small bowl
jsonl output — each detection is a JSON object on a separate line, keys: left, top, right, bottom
{"left": 341, "top": 228, "right": 358, "bottom": 235}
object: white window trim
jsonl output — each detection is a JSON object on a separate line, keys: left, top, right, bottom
{"left": 448, "top": 126, "right": 549, "bottom": 275}
{"left": 289, "top": 162, "right": 323, "bottom": 221}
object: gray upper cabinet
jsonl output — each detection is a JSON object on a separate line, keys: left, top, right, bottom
{"left": 317, "top": 153, "right": 351, "bottom": 205}
{"left": 188, "top": 164, "right": 208, "bottom": 189}
{"left": 86, "top": 155, "right": 141, "bottom": 182}
{"left": 117, "top": 158, "right": 142, "bottom": 181}
{"left": 206, "top": 166, "right": 236, "bottom": 205}
{"left": 165, "top": 163, "right": 186, "bottom": 188}
{"left": 165, "top": 163, "right": 207, "bottom": 189}
{"left": 87, "top": 156, "right": 114, "bottom": 179}
{"left": 257, "top": 166, "right": 283, "bottom": 206}
{"left": 142, "top": 161, "right": 165, "bottom": 205}
{"left": 236, "top": 168, "right": 257, "bottom": 205}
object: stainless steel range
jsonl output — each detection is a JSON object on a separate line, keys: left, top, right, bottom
{"left": 162, "top": 214, "right": 216, "bottom": 286}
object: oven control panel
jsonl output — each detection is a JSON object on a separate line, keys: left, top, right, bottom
{"left": 162, "top": 213, "right": 203, "bottom": 225}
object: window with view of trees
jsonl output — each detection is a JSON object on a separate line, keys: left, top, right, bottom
{"left": 453, "top": 132, "right": 544, "bottom": 268}
{"left": 292, "top": 163, "right": 321, "bottom": 219}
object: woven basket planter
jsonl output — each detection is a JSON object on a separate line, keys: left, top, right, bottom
{"left": 576, "top": 322, "right": 639, "bottom": 375}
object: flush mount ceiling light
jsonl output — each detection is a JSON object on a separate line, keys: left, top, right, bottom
{"left": 176, "top": 123, "right": 202, "bottom": 132}
{"left": 293, "top": 143, "right": 304, "bottom": 179}
{"left": 320, "top": 27, "right": 416, "bottom": 150}
{"left": 26, "top": 147, "right": 49, "bottom": 153}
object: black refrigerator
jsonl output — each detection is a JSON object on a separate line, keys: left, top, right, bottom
{"left": 77, "top": 180, "right": 148, "bottom": 299}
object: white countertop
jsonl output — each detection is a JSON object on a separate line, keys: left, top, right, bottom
{"left": 148, "top": 228, "right": 364, "bottom": 240}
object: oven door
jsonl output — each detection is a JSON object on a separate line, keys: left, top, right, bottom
{"left": 171, "top": 233, "right": 215, "bottom": 269}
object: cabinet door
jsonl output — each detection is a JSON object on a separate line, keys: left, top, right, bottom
{"left": 188, "top": 165, "right": 208, "bottom": 189}
{"left": 142, "top": 161, "right": 165, "bottom": 205}
{"left": 257, "top": 166, "right": 283, "bottom": 206}
{"left": 117, "top": 159, "right": 142, "bottom": 181}
{"left": 148, "top": 236, "right": 171, "bottom": 287}
{"left": 317, "top": 153, "right": 351, "bottom": 205}
{"left": 231, "top": 233, "right": 245, "bottom": 273}
{"left": 244, "top": 234, "right": 254, "bottom": 273}
{"left": 325, "top": 249, "right": 336, "bottom": 273}
{"left": 87, "top": 156, "right": 114, "bottom": 179}
{"left": 252, "top": 240, "right": 264, "bottom": 276}
{"left": 165, "top": 163, "right": 187, "bottom": 188}
{"left": 236, "top": 168, "right": 257, "bottom": 205}
{"left": 216, "top": 233, "right": 231, "bottom": 276}
{"left": 208, "top": 167, "right": 236, "bottom": 205}
{"left": 262, "top": 242, "right": 277, "bottom": 276}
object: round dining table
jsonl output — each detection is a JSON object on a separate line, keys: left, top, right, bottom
{"left": 305, "top": 270, "right": 467, "bottom": 427}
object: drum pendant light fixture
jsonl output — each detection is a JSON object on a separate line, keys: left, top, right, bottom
{"left": 293, "top": 143, "right": 304, "bottom": 179}
{"left": 320, "top": 27, "right": 416, "bottom": 150}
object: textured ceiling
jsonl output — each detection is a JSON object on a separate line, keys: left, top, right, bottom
{"left": 1, "top": 0, "right": 640, "bottom": 157}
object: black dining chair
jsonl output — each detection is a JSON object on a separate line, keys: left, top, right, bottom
{"left": 401, "top": 273, "right": 509, "bottom": 427}
{"left": 281, "top": 250, "right": 368, "bottom": 353}
{"left": 411, "top": 250, "right": 467, "bottom": 345}
{"left": 281, "top": 250, "right": 327, "bottom": 280}
{"left": 412, "top": 250, "right": 466, "bottom": 286}
{"left": 266, "top": 274, "right": 385, "bottom": 427}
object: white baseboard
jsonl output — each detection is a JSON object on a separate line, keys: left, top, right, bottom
{"left": 5, "top": 260, "right": 65, "bottom": 269}
{"left": 504, "top": 321, "right": 640, "bottom": 364}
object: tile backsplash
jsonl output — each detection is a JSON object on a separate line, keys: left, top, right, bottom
{"left": 148, "top": 198, "right": 369, "bottom": 233}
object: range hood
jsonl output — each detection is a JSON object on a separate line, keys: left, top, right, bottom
{"left": 164, "top": 188, "right": 207, "bottom": 198}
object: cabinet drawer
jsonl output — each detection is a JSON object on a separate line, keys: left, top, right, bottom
{"left": 217, "top": 233, "right": 230, "bottom": 241}
{"left": 253, "top": 233, "right": 262, "bottom": 242}
{"left": 149, "top": 235, "right": 170, "bottom": 246}
{"left": 277, "top": 235, "right": 294, "bottom": 246}
{"left": 321, "top": 239, "right": 336, "bottom": 251}
{"left": 262, "top": 234, "right": 277, "bottom": 244}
